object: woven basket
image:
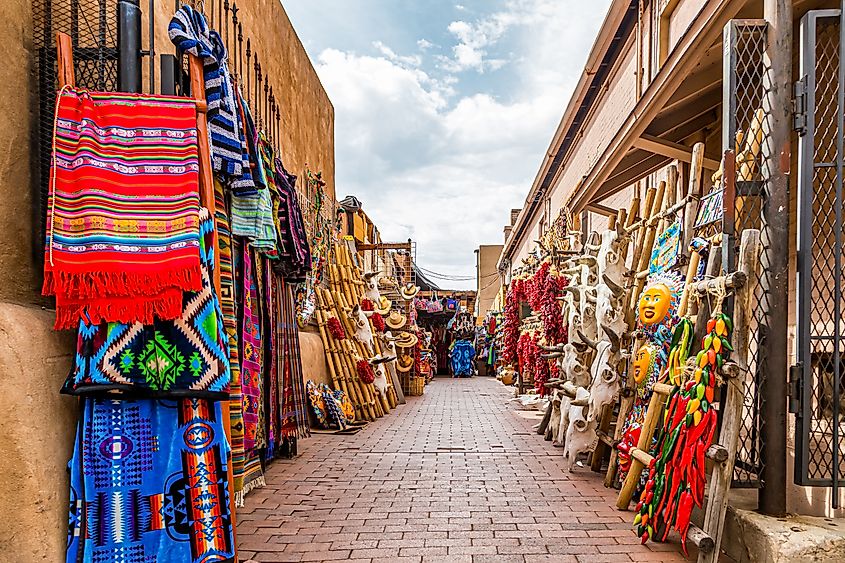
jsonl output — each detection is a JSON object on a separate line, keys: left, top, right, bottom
{"left": 408, "top": 377, "right": 425, "bottom": 396}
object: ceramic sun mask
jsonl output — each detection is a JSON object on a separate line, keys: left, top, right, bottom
{"left": 632, "top": 342, "right": 659, "bottom": 398}
{"left": 636, "top": 271, "right": 683, "bottom": 346}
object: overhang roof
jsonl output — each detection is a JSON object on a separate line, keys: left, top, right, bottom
{"left": 498, "top": 0, "right": 639, "bottom": 268}
{"left": 567, "top": 0, "right": 746, "bottom": 213}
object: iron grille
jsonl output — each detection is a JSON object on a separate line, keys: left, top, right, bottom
{"left": 795, "top": 9, "right": 845, "bottom": 499}
{"left": 32, "top": 0, "right": 119, "bottom": 264}
{"left": 722, "top": 20, "right": 770, "bottom": 488}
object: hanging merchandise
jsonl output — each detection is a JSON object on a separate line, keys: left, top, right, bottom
{"left": 633, "top": 312, "right": 733, "bottom": 553}
{"left": 66, "top": 398, "right": 235, "bottom": 563}
{"left": 44, "top": 90, "right": 203, "bottom": 329}
{"left": 450, "top": 339, "right": 476, "bottom": 377}
{"left": 239, "top": 245, "right": 266, "bottom": 496}
{"left": 327, "top": 316, "right": 346, "bottom": 340}
{"left": 295, "top": 168, "right": 331, "bottom": 326}
{"left": 648, "top": 221, "right": 682, "bottom": 274}
{"left": 501, "top": 278, "right": 525, "bottom": 365}
{"left": 617, "top": 271, "right": 683, "bottom": 478}
{"left": 169, "top": 5, "right": 244, "bottom": 181}
{"left": 276, "top": 279, "right": 311, "bottom": 442}
{"left": 62, "top": 208, "right": 230, "bottom": 399}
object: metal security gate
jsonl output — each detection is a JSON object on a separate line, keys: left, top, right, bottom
{"left": 794, "top": 9, "right": 845, "bottom": 505}
{"left": 722, "top": 20, "right": 769, "bottom": 490}
{"left": 32, "top": 0, "right": 120, "bottom": 259}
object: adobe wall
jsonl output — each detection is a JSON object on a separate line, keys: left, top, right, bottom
{"left": 477, "top": 245, "right": 503, "bottom": 320}
{"left": 0, "top": 1, "right": 333, "bottom": 560}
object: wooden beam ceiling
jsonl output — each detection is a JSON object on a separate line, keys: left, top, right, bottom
{"left": 633, "top": 134, "right": 722, "bottom": 169}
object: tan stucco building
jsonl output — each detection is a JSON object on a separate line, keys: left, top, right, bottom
{"left": 475, "top": 244, "right": 503, "bottom": 323}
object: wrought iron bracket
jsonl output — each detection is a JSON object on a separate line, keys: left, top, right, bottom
{"left": 793, "top": 76, "right": 808, "bottom": 135}
{"left": 788, "top": 362, "right": 803, "bottom": 414}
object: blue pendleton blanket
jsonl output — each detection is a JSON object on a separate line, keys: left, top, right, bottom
{"left": 66, "top": 398, "right": 235, "bottom": 563}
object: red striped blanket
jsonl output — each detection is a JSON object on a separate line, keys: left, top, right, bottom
{"left": 43, "top": 89, "right": 203, "bottom": 329}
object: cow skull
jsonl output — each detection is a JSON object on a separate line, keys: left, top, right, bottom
{"left": 347, "top": 305, "right": 375, "bottom": 349}
{"left": 362, "top": 271, "right": 382, "bottom": 303}
{"left": 562, "top": 387, "right": 597, "bottom": 471}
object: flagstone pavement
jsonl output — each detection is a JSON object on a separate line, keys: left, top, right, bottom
{"left": 237, "top": 376, "right": 700, "bottom": 563}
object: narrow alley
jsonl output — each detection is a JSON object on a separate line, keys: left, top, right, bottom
{"left": 237, "top": 377, "right": 686, "bottom": 562}
{"left": 10, "top": 2, "right": 845, "bottom": 563}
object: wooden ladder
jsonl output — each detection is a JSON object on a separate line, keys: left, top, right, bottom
{"left": 614, "top": 229, "right": 760, "bottom": 562}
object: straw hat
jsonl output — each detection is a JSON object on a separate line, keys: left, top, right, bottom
{"left": 385, "top": 310, "right": 407, "bottom": 330}
{"left": 397, "top": 354, "right": 415, "bottom": 373}
{"left": 399, "top": 283, "right": 420, "bottom": 300}
{"left": 395, "top": 331, "right": 419, "bottom": 349}
{"left": 374, "top": 296, "right": 392, "bottom": 315}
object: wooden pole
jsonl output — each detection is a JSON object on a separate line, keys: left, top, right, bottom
{"left": 757, "top": 0, "right": 791, "bottom": 517}
{"left": 698, "top": 230, "right": 761, "bottom": 562}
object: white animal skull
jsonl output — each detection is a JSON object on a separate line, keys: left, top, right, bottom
{"left": 562, "top": 387, "right": 597, "bottom": 471}
{"left": 362, "top": 271, "right": 381, "bottom": 303}
{"left": 596, "top": 225, "right": 628, "bottom": 287}
{"left": 593, "top": 282, "right": 626, "bottom": 340}
{"left": 347, "top": 305, "right": 375, "bottom": 349}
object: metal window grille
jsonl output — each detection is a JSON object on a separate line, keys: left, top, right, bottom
{"left": 722, "top": 20, "right": 770, "bottom": 488}
{"left": 794, "top": 9, "right": 845, "bottom": 504}
{"left": 32, "top": 0, "right": 119, "bottom": 260}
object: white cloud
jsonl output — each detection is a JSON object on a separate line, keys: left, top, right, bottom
{"left": 372, "top": 40, "right": 422, "bottom": 67}
{"left": 310, "top": 0, "right": 611, "bottom": 287}
{"left": 417, "top": 38, "right": 435, "bottom": 51}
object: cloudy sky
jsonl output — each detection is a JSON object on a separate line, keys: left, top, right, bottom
{"left": 285, "top": 0, "right": 611, "bottom": 289}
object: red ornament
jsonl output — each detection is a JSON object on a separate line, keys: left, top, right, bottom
{"left": 357, "top": 359, "right": 375, "bottom": 384}
{"left": 371, "top": 312, "right": 385, "bottom": 333}
{"left": 360, "top": 298, "right": 374, "bottom": 311}
{"left": 327, "top": 317, "right": 346, "bottom": 340}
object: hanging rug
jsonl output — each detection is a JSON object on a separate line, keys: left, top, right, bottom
{"left": 43, "top": 89, "right": 203, "bottom": 329}
{"left": 62, "top": 208, "right": 230, "bottom": 399}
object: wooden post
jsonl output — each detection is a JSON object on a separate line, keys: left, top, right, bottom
{"left": 616, "top": 384, "right": 670, "bottom": 509}
{"left": 699, "top": 230, "right": 761, "bottom": 562}
{"left": 758, "top": 0, "right": 791, "bottom": 517}
{"left": 682, "top": 143, "right": 705, "bottom": 256}
{"left": 56, "top": 33, "right": 75, "bottom": 88}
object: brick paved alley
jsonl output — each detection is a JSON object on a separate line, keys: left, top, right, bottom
{"left": 237, "top": 377, "right": 691, "bottom": 562}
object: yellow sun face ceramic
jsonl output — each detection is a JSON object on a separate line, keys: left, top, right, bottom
{"left": 633, "top": 345, "right": 652, "bottom": 385}
{"left": 638, "top": 284, "right": 672, "bottom": 326}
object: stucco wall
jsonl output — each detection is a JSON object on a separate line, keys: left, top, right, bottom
{"left": 477, "top": 244, "right": 503, "bottom": 320}
{"left": 148, "top": 0, "right": 335, "bottom": 198}
{"left": 0, "top": 1, "right": 333, "bottom": 560}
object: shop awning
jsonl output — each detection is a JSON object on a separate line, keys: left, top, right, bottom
{"left": 568, "top": 0, "right": 744, "bottom": 213}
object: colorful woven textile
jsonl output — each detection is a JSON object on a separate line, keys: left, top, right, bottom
{"left": 450, "top": 340, "right": 476, "bottom": 377}
{"left": 44, "top": 89, "right": 202, "bottom": 330}
{"left": 306, "top": 380, "right": 329, "bottom": 428}
{"left": 272, "top": 160, "right": 312, "bottom": 281}
{"left": 277, "top": 279, "right": 310, "bottom": 439}
{"left": 168, "top": 5, "right": 243, "bottom": 178}
{"left": 62, "top": 208, "right": 230, "bottom": 399}
{"left": 229, "top": 81, "right": 257, "bottom": 195}
{"left": 66, "top": 397, "right": 235, "bottom": 563}
{"left": 240, "top": 245, "right": 264, "bottom": 454}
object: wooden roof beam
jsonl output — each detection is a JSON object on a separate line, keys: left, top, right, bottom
{"left": 632, "top": 134, "right": 721, "bottom": 169}
{"left": 586, "top": 202, "right": 619, "bottom": 217}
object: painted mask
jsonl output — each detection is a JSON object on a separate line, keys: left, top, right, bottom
{"left": 632, "top": 345, "right": 652, "bottom": 385}
{"left": 638, "top": 283, "right": 672, "bottom": 325}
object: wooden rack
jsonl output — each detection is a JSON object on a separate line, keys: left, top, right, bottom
{"left": 614, "top": 229, "right": 760, "bottom": 562}
{"left": 55, "top": 31, "right": 239, "bottom": 557}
